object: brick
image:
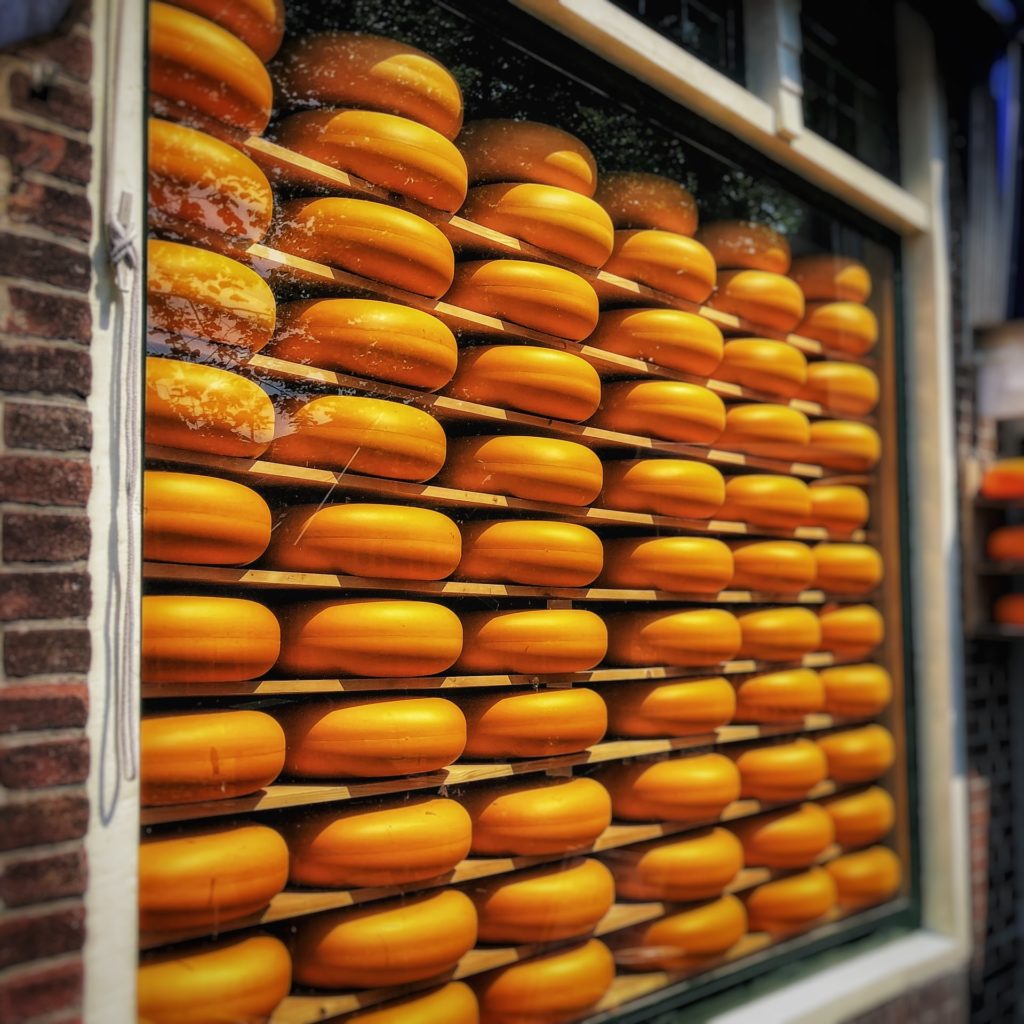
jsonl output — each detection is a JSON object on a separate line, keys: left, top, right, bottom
{"left": 0, "top": 848, "right": 87, "bottom": 906}
{"left": 0, "top": 906, "right": 85, "bottom": 969}
{"left": 3, "top": 513, "right": 91, "bottom": 562}
{"left": 0, "top": 121, "right": 91, "bottom": 185}
{"left": 0, "top": 738, "right": 89, "bottom": 788}
{"left": 0, "top": 959, "right": 82, "bottom": 1021}
{"left": 0, "top": 234, "right": 90, "bottom": 292}
{"left": 0, "top": 795, "right": 88, "bottom": 851}
{"left": 6, "top": 287, "right": 91, "bottom": 342}
{"left": 16, "top": 32, "right": 93, "bottom": 84}
{"left": 8, "top": 73, "right": 92, "bottom": 134}
{"left": 5, "top": 405, "right": 91, "bottom": 452}
{"left": 0, "top": 685, "right": 88, "bottom": 732}
{"left": 0, "top": 571, "right": 90, "bottom": 621}
{"left": 9, "top": 182, "right": 92, "bottom": 243}
{"left": 3, "top": 629, "right": 90, "bottom": 676}
{"left": 0, "top": 344, "right": 91, "bottom": 396}
{"left": 0, "top": 456, "right": 91, "bottom": 506}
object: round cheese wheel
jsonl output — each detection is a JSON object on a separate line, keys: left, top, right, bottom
{"left": 744, "top": 867, "right": 837, "bottom": 933}
{"left": 273, "top": 109, "right": 468, "bottom": 212}
{"left": 603, "top": 229, "right": 717, "bottom": 303}
{"left": 716, "top": 404, "right": 810, "bottom": 460}
{"left": 603, "top": 676, "right": 735, "bottom": 737}
{"left": 980, "top": 458, "right": 1024, "bottom": 500}
{"left": 734, "top": 738, "right": 828, "bottom": 801}
{"left": 282, "top": 796, "right": 472, "bottom": 888}
{"left": 809, "top": 483, "right": 870, "bottom": 534}
{"left": 716, "top": 338, "right": 808, "bottom": 397}
{"left": 140, "top": 709, "right": 285, "bottom": 806}
{"left": 276, "top": 599, "right": 462, "bottom": 677}
{"left": 827, "top": 847, "right": 901, "bottom": 907}
{"left": 461, "top": 688, "right": 607, "bottom": 758}
{"left": 138, "top": 934, "right": 291, "bottom": 1023}
{"left": 819, "top": 604, "right": 884, "bottom": 658}
{"left": 444, "top": 259, "right": 599, "bottom": 341}
{"left": 790, "top": 255, "right": 872, "bottom": 303}
{"left": 289, "top": 889, "right": 477, "bottom": 989}
{"left": 272, "top": 33, "right": 464, "bottom": 139}
{"left": 165, "top": 0, "right": 284, "bottom": 62}
{"left": 592, "top": 381, "right": 726, "bottom": 444}
{"left": 586, "top": 307, "right": 724, "bottom": 377}
{"left": 439, "top": 435, "right": 603, "bottom": 506}
{"left": 148, "top": 118, "right": 272, "bottom": 250}
{"left": 733, "top": 669, "right": 825, "bottom": 723}
{"left": 143, "top": 470, "right": 271, "bottom": 565}
{"left": 821, "top": 664, "right": 893, "bottom": 717}
{"left": 268, "top": 395, "right": 446, "bottom": 481}
{"left": 696, "top": 221, "right": 791, "bottom": 274}
{"left": 604, "top": 608, "right": 742, "bottom": 667}
{"left": 469, "top": 858, "right": 615, "bottom": 944}
{"left": 608, "top": 827, "right": 744, "bottom": 901}
{"left": 460, "top": 183, "right": 614, "bottom": 267}
{"left": 593, "top": 171, "right": 698, "bottom": 234}
{"left": 720, "top": 474, "right": 811, "bottom": 529}
{"left": 808, "top": 420, "right": 882, "bottom": 472}
{"left": 625, "top": 896, "right": 746, "bottom": 968}
{"left": 797, "top": 361, "right": 880, "bottom": 415}
{"left": 987, "top": 525, "right": 1024, "bottom": 562}
{"left": 597, "top": 753, "right": 741, "bottom": 821}
{"left": 139, "top": 822, "right": 289, "bottom": 931}
{"left": 145, "top": 356, "right": 274, "bottom": 456}
{"left": 797, "top": 302, "right": 879, "bottom": 355}
{"left": 817, "top": 725, "right": 895, "bottom": 783}
{"left": 732, "top": 803, "right": 835, "bottom": 869}
{"left": 455, "top": 609, "right": 608, "bottom": 674}
{"left": 457, "top": 520, "right": 603, "bottom": 587}
{"left": 148, "top": 2, "right": 272, "bottom": 134}
{"left": 456, "top": 119, "right": 597, "bottom": 195}
{"left": 821, "top": 787, "right": 895, "bottom": 848}
{"left": 345, "top": 984, "right": 479, "bottom": 1024}
{"left": 599, "top": 458, "right": 725, "bottom": 519}
{"left": 461, "top": 777, "right": 612, "bottom": 856}
{"left": 708, "top": 270, "right": 806, "bottom": 332}
{"left": 443, "top": 345, "right": 601, "bottom": 421}
{"left": 277, "top": 695, "right": 466, "bottom": 778}
{"left": 264, "top": 503, "right": 461, "bottom": 580}
{"left": 142, "top": 595, "right": 280, "bottom": 683}
{"left": 996, "top": 593, "right": 1024, "bottom": 625}
{"left": 812, "top": 543, "right": 883, "bottom": 594}
{"left": 599, "top": 536, "right": 733, "bottom": 593}
{"left": 729, "top": 541, "right": 815, "bottom": 594}
{"left": 737, "top": 607, "right": 822, "bottom": 661}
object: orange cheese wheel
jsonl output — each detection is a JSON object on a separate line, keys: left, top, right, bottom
{"left": 268, "top": 395, "right": 446, "bottom": 481}
{"left": 809, "top": 483, "right": 870, "bottom": 533}
{"left": 142, "top": 595, "right": 280, "bottom": 683}
{"left": 604, "top": 608, "right": 742, "bottom": 667}
{"left": 264, "top": 503, "right": 461, "bottom": 580}
{"left": 716, "top": 339, "right": 808, "bottom": 397}
{"left": 138, "top": 934, "right": 291, "bottom": 1024}
{"left": 821, "top": 787, "right": 895, "bottom": 848}
{"left": 345, "top": 984, "right": 479, "bottom": 1024}
{"left": 729, "top": 541, "right": 815, "bottom": 594}
{"left": 818, "top": 725, "right": 895, "bottom": 783}
{"left": 821, "top": 663, "right": 893, "bottom": 717}
{"left": 813, "top": 543, "right": 883, "bottom": 594}
{"left": 737, "top": 607, "right": 822, "bottom": 661}
{"left": 461, "top": 777, "right": 612, "bottom": 856}
{"left": 148, "top": 2, "right": 272, "bottom": 134}
{"left": 626, "top": 895, "right": 747, "bottom": 967}
{"left": 744, "top": 867, "right": 837, "bottom": 933}
{"left": 720, "top": 474, "right": 811, "bottom": 529}
{"left": 460, "top": 183, "right": 614, "bottom": 267}
{"left": 603, "top": 677, "right": 736, "bottom": 737}
{"left": 276, "top": 599, "right": 462, "bottom": 677}
{"left": 798, "top": 302, "right": 879, "bottom": 355}
{"left": 708, "top": 270, "right": 806, "bottom": 332}
{"left": 461, "top": 688, "right": 607, "bottom": 758}
{"left": 980, "top": 458, "right": 1024, "bottom": 500}
{"left": 734, "top": 738, "right": 828, "bottom": 801}
{"left": 827, "top": 847, "right": 901, "bottom": 907}
{"left": 717, "top": 404, "right": 810, "bottom": 459}
{"left": 165, "top": 0, "right": 284, "bottom": 62}
{"left": 732, "top": 803, "right": 835, "bottom": 869}
{"left": 599, "top": 536, "right": 733, "bottom": 593}
{"left": 440, "top": 435, "right": 603, "bottom": 506}
{"left": 289, "top": 889, "right": 477, "bottom": 989}
{"left": 470, "top": 858, "right": 615, "bottom": 944}
{"left": 272, "top": 33, "right": 464, "bottom": 139}
{"left": 455, "top": 609, "right": 608, "bottom": 674}
{"left": 733, "top": 669, "right": 825, "bottom": 723}
{"left": 599, "top": 458, "right": 725, "bottom": 519}
{"left": 282, "top": 796, "right": 472, "bottom": 888}
{"left": 140, "top": 709, "right": 285, "bottom": 806}
{"left": 444, "top": 259, "right": 599, "bottom": 341}
{"left": 696, "top": 221, "right": 791, "bottom": 274}
{"left": 143, "top": 470, "right": 271, "bottom": 566}
{"left": 277, "top": 695, "right": 466, "bottom": 778}
{"left": 443, "top": 345, "right": 601, "bottom": 421}
{"left": 457, "top": 119, "right": 597, "bottom": 195}
{"left": 139, "top": 822, "right": 289, "bottom": 931}
{"left": 987, "top": 525, "right": 1024, "bottom": 562}
{"left": 603, "top": 229, "right": 717, "bottom": 303}
{"left": 996, "top": 593, "right": 1024, "bottom": 625}
{"left": 607, "top": 827, "right": 743, "bottom": 901}
{"left": 819, "top": 604, "right": 884, "bottom": 658}
{"left": 797, "top": 361, "right": 880, "bottom": 415}
{"left": 145, "top": 356, "right": 274, "bottom": 457}
{"left": 790, "top": 255, "right": 872, "bottom": 303}
{"left": 808, "top": 420, "right": 882, "bottom": 472}
{"left": 592, "top": 381, "right": 725, "bottom": 444}
{"left": 457, "top": 520, "right": 603, "bottom": 587}
{"left": 148, "top": 118, "right": 273, "bottom": 250}
{"left": 593, "top": 171, "right": 698, "bottom": 234}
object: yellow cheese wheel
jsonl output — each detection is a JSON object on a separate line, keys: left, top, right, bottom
{"left": 827, "top": 847, "right": 901, "bottom": 907}
{"left": 455, "top": 609, "right": 608, "bottom": 674}
{"left": 603, "top": 229, "right": 717, "bottom": 303}
{"left": 808, "top": 420, "right": 882, "bottom": 472}
{"left": 586, "top": 307, "right": 724, "bottom": 377}
{"left": 268, "top": 395, "right": 446, "bottom": 481}
{"left": 798, "top": 302, "right": 879, "bottom": 355}
{"left": 744, "top": 867, "right": 837, "bottom": 933}
{"left": 729, "top": 541, "right": 815, "bottom": 594}
{"left": 143, "top": 470, "right": 271, "bottom": 566}
{"left": 716, "top": 338, "right": 808, "bottom": 397}
{"left": 457, "top": 119, "right": 597, "bottom": 194}
{"left": 592, "top": 381, "right": 726, "bottom": 444}
{"left": 272, "top": 33, "right": 464, "bottom": 139}
{"left": 813, "top": 543, "right": 883, "bottom": 594}
{"left": 734, "top": 738, "right": 828, "bottom": 801}
{"left": 696, "top": 221, "right": 791, "bottom": 274}
{"left": 148, "top": 2, "right": 272, "bottom": 134}
{"left": 732, "top": 803, "right": 835, "bottom": 869}
{"left": 164, "top": 0, "right": 284, "bottom": 62}
{"left": 442, "top": 345, "right": 601, "bottom": 421}
{"left": 282, "top": 796, "right": 472, "bottom": 888}
{"left": 716, "top": 404, "right": 810, "bottom": 460}
{"left": 720, "top": 474, "right": 811, "bottom": 528}
{"left": 819, "top": 604, "right": 884, "bottom": 658}
{"left": 593, "top": 171, "right": 698, "bottom": 234}
{"left": 289, "top": 889, "right": 477, "bottom": 989}
{"left": 626, "top": 895, "right": 747, "bottom": 967}
{"left": 148, "top": 118, "right": 272, "bottom": 250}
{"left": 599, "top": 458, "right": 725, "bottom": 519}
{"left": 456, "top": 520, "right": 603, "bottom": 587}
{"left": 603, "top": 677, "right": 736, "bottom": 737}
{"left": 145, "top": 356, "right": 274, "bottom": 457}
{"left": 461, "top": 777, "right": 612, "bottom": 856}
{"left": 461, "top": 688, "right": 607, "bottom": 758}
{"left": 599, "top": 536, "right": 733, "bottom": 593}
{"left": 737, "top": 607, "right": 822, "bottom": 661}
{"left": 142, "top": 595, "right": 280, "bottom": 683}
{"left": 345, "top": 984, "right": 479, "bottom": 1024}
{"left": 817, "top": 725, "right": 895, "bottom": 783}
{"left": 264, "top": 503, "right": 461, "bottom": 580}
{"left": 708, "top": 270, "right": 806, "bottom": 332}
{"left": 733, "top": 669, "right": 825, "bottom": 723}
{"left": 276, "top": 599, "right": 462, "bottom": 677}
{"left": 980, "top": 457, "right": 1024, "bottom": 499}
{"left": 469, "top": 858, "right": 615, "bottom": 944}
{"left": 140, "top": 709, "right": 285, "bottom": 806}
{"left": 821, "top": 787, "right": 895, "bottom": 848}
{"left": 138, "top": 934, "right": 291, "bottom": 1024}
{"left": 789, "top": 255, "right": 872, "bottom": 303}
{"left": 797, "top": 361, "right": 880, "bottom": 415}
{"left": 139, "top": 822, "right": 289, "bottom": 931}
{"left": 996, "top": 593, "right": 1024, "bottom": 625}
{"left": 809, "top": 483, "right": 870, "bottom": 533}
{"left": 440, "top": 435, "right": 603, "bottom": 506}
{"left": 987, "top": 525, "right": 1024, "bottom": 562}
{"left": 821, "top": 663, "right": 893, "bottom": 717}
{"left": 604, "top": 608, "right": 742, "bottom": 667}
{"left": 444, "top": 259, "right": 599, "bottom": 341}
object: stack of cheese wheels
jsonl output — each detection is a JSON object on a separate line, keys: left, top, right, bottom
{"left": 744, "top": 867, "right": 837, "bottom": 934}
{"left": 987, "top": 524, "right": 1024, "bottom": 563}
{"left": 980, "top": 457, "right": 1024, "bottom": 500}
{"left": 791, "top": 253, "right": 879, "bottom": 356}
{"left": 994, "top": 593, "right": 1024, "bottom": 626}
{"left": 602, "top": 677, "right": 736, "bottom": 737}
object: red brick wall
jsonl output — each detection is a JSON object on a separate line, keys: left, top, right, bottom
{"left": 0, "top": 2, "right": 94, "bottom": 1021}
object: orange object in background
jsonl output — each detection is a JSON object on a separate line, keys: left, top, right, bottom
{"left": 789, "top": 254, "right": 872, "bottom": 303}
{"left": 995, "top": 593, "right": 1024, "bottom": 624}
{"left": 734, "top": 738, "right": 828, "bottom": 802}
{"left": 621, "top": 895, "right": 748, "bottom": 969}
{"left": 707, "top": 270, "right": 806, "bottom": 332}
{"left": 821, "top": 787, "right": 896, "bottom": 848}
{"left": 603, "top": 229, "right": 717, "bottom": 303}
{"left": 744, "top": 867, "right": 837, "bottom": 934}
{"left": 599, "top": 536, "right": 733, "bottom": 593}
{"left": 599, "top": 459, "right": 725, "bottom": 519}
{"left": 593, "top": 380, "right": 726, "bottom": 444}
{"left": 827, "top": 847, "right": 901, "bottom": 908}
{"left": 731, "top": 802, "right": 835, "bottom": 869}
{"left": 980, "top": 457, "right": 1024, "bottom": 500}
{"left": 696, "top": 221, "right": 792, "bottom": 274}
{"left": 733, "top": 669, "right": 825, "bottom": 723}
{"left": 594, "top": 171, "right": 699, "bottom": 234}
{"left": 603, "top": 677, "right": 736, "bottom": 737}
{"left": 987, "top": 525, "right": 1024, "bottom": 562}
{"left": 817, "top": 725, "right": 896, "bottom": 783}
{"left": 604, "top": 608, "right": 742, "bottom": 668}
{"left": 586, "top": 307, "right": 723, "bottom": 377}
